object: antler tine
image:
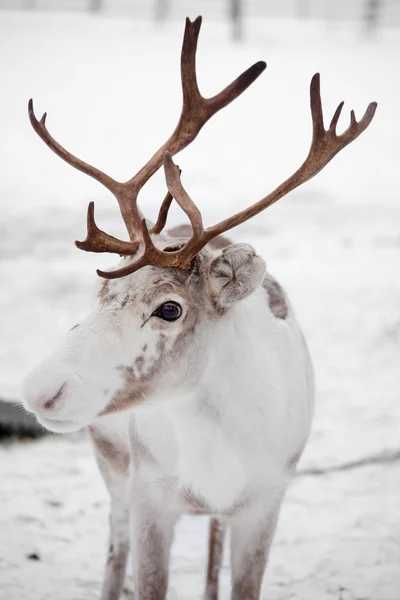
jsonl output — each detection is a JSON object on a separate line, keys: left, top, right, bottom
{"left": 75, "top": 202, "right": 139, "bottom": 255}
{"left": 124, "top": 17, "right": 266, "bottom": 198}
{"left": 162, "top": 152, "right": 204, "bottom": 240}
{"left": 28, "top": 99, "right": 144, "bottom": 239}
{"left": 180, "top": 16, "right": 202, "bottom": 110}
{"left": 150, "top": 164, "right": 183, "bottom": 235}
{"left": 179, "top": 17, "right": 267, "bottom": 119}
{"left": 28, "top": 100, "right": 121, "bottom": 196}
{"left": 339, "top": 101, "right": 377, "bottom": 142}
{"left": 307, "top": 73, "right": 377, "bottom": 167}
{"left": 149, "top": 191, "right": 174, "bottom": 235}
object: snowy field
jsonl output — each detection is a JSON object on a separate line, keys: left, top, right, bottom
{"left": 0, "top": 9, "right": 399, "bottom": 600}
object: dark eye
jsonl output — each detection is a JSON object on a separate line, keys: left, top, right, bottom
{"left": 152, "top": 301, "right": 182, "bottom": 322}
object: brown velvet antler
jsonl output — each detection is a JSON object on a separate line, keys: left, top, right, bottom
{"left": 94, "top": 73, "right": 377, "bottom": 280}
{"left": 29, "top": 16, "right": 266, "bottom": 245}
{"left": 203, "top": 73, "right": 377, "bottom": 240}
{"left": 29, "top": 17, "right": 376, "bottom": 280}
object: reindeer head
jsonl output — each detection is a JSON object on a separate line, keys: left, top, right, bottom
{"left": 22, "top": 17, "right": 376, "bottom": 433}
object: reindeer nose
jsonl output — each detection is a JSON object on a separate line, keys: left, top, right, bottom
{"left": 39, "top": 383, "right": 66, "bottom": 412}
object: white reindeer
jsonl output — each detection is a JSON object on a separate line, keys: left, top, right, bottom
{"left": 22, "top": 17, "right": 376, "bottom": 600}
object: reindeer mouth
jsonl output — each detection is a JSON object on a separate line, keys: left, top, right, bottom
{"left": 38, "top": 415, "right": 83, "bottom": 433}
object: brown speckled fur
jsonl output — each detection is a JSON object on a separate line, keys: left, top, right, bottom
{"left": 262, "top": 274, "right": 288, "bottom": 320}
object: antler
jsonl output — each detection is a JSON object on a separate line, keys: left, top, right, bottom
{"left": 29, "top": 16, "right": 266, "bottom": 241}
{"left": 96, "top": 73, "right": 376, "bottom": 280}
{"left": 29, "top": 16, "right": 376, "bottom": 280}
{"left": 202, "top": 73, "right": 377, "bottom": 240}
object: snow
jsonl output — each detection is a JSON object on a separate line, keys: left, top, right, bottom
{"left": 1, "top": 434, "right": 399, "bottom": 600}
{"left": 0, "top": 9, "right": 399, "bottom": 600}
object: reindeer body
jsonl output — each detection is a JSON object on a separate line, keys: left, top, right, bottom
{"left": 90, "top": 265, "right": 313, "bottom": 600}
{"left": 24, "top": 232, "right": 314, "bottom": 599}
{"left": 91, "top": 263, "right": 314, "bottom": 513}
{"left": 22, "top": 15, "right": 375, "bottom": 599}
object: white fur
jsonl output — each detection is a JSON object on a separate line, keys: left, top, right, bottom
{"left": 125, "top": 291, "right": 313, "bottom": 510}
{"left": 23, "top": 241, "right": 314, "bottom": 599}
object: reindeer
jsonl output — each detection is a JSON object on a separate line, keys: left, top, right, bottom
{"left": 22, "top": 16, "right": 376, "bottom": 600}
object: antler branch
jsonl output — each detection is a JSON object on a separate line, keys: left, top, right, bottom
{"left": 29, "top": 16, "right": 266, "bottom": 243}
{"left": 75, "top": 202, "right": 139, "bottom": 255}
{"left": 149, "top": 191, "right": 174, "bottom": 235}
{"left": 162, "top": 152, "right": 204, "bottom": 240}
{"left": 97, "top": 73, "right": 376, "bottom": 279}
{"left": 30, "top": 18, "right": 376, "bottom": 280}
{"left": 204, "top": 73, "right": 377, "bottom": 240}
{"left": 28, "top": 101, "right": 121, "bottom": 197}
{"left": 125, "top": 17, "right": 266, "bottom": 195}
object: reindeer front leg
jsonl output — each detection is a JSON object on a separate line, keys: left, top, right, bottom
{"left": 91, "top": 437, "right": 130, "bottom": 600}
{"left": 130, "top": 479, "right": 178, "bottom": 600}
{"left": 100, "top": 484, "right": 129, "bottom": 600}
{"left": 230, "top": 500, "right": 282, "bottom": 600}
{"left": 205, "top": 518, "right": 226, "bottom": 600}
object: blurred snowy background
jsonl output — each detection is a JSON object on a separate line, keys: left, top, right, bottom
{"left": 0, "top": 1, "right": 399, "bottom": 599}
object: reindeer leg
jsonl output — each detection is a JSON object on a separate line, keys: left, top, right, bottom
{"left": 204, "top": 518, "right": 226, "bottom": 600}
{"left": 91, "top": 440, "right": 130, "bottom": 600}
{"left": 130, "top": 481, "right": 178, "bottom": 600}
{"left": 230, "top": 500, "right": 282, "bottom": 600}
{"left": 100, "top": 480, "right": 130, "bottom": 600}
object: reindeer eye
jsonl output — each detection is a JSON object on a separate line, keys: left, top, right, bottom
{"left": 153, "top": 301, "right": 182, "bottom": 322}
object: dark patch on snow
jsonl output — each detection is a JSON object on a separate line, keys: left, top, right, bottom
{"left": 0, "top": 399, "right": 50, "bottom": 441}
{"left": 45, "top": 499, "right": 63, "bottom": 508}
{"left": 26, "top": 553, "right": 41, "bottom": 561}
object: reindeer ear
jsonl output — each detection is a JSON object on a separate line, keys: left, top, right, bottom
{"left": 207, "top": 244, "right": 266, "bottom": 308}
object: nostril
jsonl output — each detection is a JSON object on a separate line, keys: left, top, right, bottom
{"left": 42, "top": 383, "right": 66, "bottom": 411}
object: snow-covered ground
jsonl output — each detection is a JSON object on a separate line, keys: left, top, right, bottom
{"left": 0, "top": 9, "right": 399, "bottom": 600}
